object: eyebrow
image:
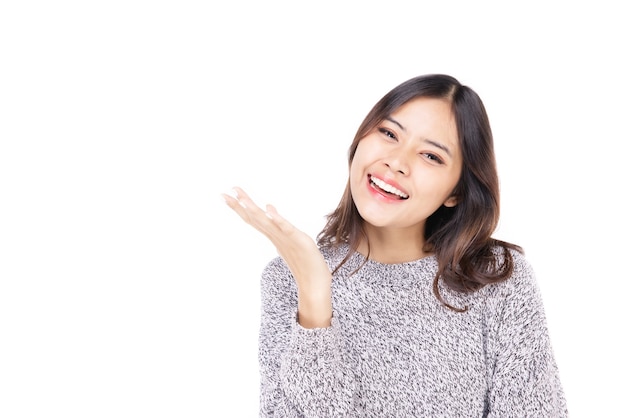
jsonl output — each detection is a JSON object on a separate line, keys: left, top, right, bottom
{"left": 385, "top": 117, "right": 453, "bottom": 157}
{"left": 386, "top": 117, "right": 406, "bottom": 132}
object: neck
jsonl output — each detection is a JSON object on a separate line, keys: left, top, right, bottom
{"left": 357, "top": 224, "right": 429, "bottom": 264}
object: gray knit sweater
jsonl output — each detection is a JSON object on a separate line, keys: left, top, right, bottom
{"left": 259, "top": 244, "right": 567, "bottom": 417}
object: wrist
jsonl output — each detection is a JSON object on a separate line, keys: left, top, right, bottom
{"left": 297, "top": 288, "right": 332, "bottom": 328}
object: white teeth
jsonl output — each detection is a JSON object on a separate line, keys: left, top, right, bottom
{"left": 370, "top": 176, "right": 408, "bottom": 199}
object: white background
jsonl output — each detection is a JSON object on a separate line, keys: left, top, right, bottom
{"left": 1, "top": 1, "right": 624, "bottom": 417}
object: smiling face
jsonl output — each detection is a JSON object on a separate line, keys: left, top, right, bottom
{"left": 349, "top": 97, "right": 463, "bottom": 239}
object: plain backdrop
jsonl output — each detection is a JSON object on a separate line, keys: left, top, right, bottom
{"left": 1, "top": 1, "right": 624, "bottom": 417}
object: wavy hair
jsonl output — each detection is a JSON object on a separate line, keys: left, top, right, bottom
{"left": 317, "top": 74, "right": 521, "bottom": 311}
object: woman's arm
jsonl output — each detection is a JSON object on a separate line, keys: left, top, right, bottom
{"left": 223, "top": 188, "right": 357, "bottom": 416}
{"left": 259, "top": 257, "right": 357, "bottom": 417}
{"left": 484, "top": 254, "right": 568, "bottom": 417}
{"left": 222, "top": 187, "right": 332, "bottom": 327}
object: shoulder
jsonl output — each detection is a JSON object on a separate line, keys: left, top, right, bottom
{"left": 262, "top": 254, "right": 290, "bottom": 275}
{"left": 484, "top": 247, "right": 547, "bottom": 317}
{"left": 261, "top": 255, "right": 293, "bottom": 286}
{"left": 494, "top": 246, "right": 535, "bottom": 285}
{"left": 489, "top": 245, "right": 536, "bottom": 289}
{"left": 503, "top": 248, "right": 538, "bottom": 293}
{"left": 259, "top": 255, "right": 297, "bottom": 303}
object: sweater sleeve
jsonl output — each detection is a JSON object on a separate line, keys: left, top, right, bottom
{"left": 485, "top": 253, "right": 568, "bottom": 417}
{"left": 258, "top": 257, "right": 357, "bottom": 417}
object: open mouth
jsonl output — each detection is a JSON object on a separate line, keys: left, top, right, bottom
{"left": 369, "top": 175, "right": 409, "bottom": 200}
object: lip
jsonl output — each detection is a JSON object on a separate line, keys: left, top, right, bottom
{"left": 367, "top": 174, "right": 410, "bottom": 202}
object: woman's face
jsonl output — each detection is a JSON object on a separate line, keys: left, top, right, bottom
{"left": 349, "top": 97, "right": 463, "bottom": 235}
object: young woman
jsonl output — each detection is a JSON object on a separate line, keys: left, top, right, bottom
{"left": 223, "top": 74, "right": 567, "bottom": 417}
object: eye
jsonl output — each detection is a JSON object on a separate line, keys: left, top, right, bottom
{"left": 423, "top": 153, "right": 444, "bottom": 164}
{"left": 378, "top": 127, "right": 397, "bottom": 140}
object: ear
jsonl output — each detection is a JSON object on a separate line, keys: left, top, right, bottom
{"left": 443, "top": 195, "right": 458, "bottom": 208}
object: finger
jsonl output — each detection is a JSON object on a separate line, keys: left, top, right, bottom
{"left": 265, "top": 204, "right": 285, "bottom": 223}
{"left": 222, "top": 188, "right": 277, "bottom": 231}
{"left": 222, "top": 192, "right": 251, "bottom": 224}
{"left": 231, "top": 187, "right": 261, "bottom": 212}
{"left": 265, "top": 204, "right": 296, "bottom": 234}
{"left": 265, "top": 203, "right": 276, "bottom": 219}
{"left": 221, "top": 188, "right": 247, "bottom": 210}
{"left": 222, "top": 192, "right": 242, "bottom": 210}
{"left": 221, "top": 188, "right": 256, "bottom": 222}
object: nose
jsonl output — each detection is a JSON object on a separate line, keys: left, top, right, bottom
{"left": 384, "top": 149, "right": 410, "bottom": 175}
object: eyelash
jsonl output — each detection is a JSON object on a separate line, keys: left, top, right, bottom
{"left": 378, "top": 127, "right": 444, "bottom": 165}
{"left": 423, "top": 153, "right": 443, "bottom": 164}
{"left": 378, "top": 127, "right": 397, "bottom": 140}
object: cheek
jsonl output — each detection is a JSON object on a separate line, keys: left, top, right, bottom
{"left": 448, "top": 169, "right": 463, "bottom": 195}
{"left": 349, "top": 149, "right": 366, "bottom": 178}
{"left": 348, "top": 167, "right": 361, "bottom": 196}
{"left": 350, "top": 141, "right": 378, "bottom": 173}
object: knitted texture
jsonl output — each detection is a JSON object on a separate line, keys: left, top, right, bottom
{"left": 258, "top": 245, "right": 567, "bottom": 417}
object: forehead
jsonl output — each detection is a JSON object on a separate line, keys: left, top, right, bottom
{"left": 389, "top": 97, "right": 459, "bottom": 147}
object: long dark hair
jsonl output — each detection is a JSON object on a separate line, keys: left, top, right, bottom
{"left": 317, "top": 74, "right": 521, "bottom": 310}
